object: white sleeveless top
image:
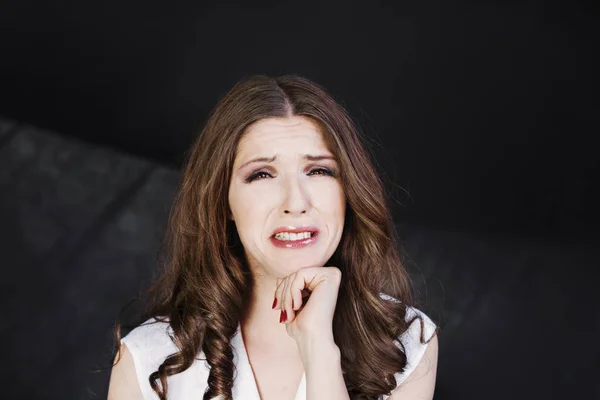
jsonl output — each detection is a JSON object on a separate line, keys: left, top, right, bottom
{"left": 121, "top": 293, "right": 437, "bottom": 400}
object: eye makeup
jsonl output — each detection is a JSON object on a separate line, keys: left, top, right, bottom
{"left": 245, "top": 169, "right": 274, "bottom": 183}
{"left": 243, "top": 166, "right": 337, "bottom": 184}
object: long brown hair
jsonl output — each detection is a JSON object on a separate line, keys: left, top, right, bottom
{"left": 113, "top": 74, "right": 436, "bottom": 399}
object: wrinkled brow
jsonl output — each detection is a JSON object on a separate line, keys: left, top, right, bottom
{"left": 237, "top": 154, "right": 337, "bottom": 170}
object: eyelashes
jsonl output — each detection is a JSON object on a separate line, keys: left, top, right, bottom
{"left": 244, "top": 167, "right": 337, "bottom": 183}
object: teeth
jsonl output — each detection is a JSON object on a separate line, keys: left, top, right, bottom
{"left": 274, "top": 231, "right": 314, "bottom": 241}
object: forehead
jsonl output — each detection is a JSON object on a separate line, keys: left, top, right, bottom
{"left": 235, "top": 116, "right": 330, "bottom": 159}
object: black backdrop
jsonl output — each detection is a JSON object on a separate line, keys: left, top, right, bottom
{"left": 2, "top": 0, "right": 598, "bottom": 237}
{"left": 0, "top": 1, "right": 598, "bottom": 399}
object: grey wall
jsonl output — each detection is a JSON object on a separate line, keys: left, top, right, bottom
{"left": 1, "top": 116, "right": 597, "bottom": 399}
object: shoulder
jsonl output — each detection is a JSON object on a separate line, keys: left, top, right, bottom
{"left": 121, "top": 317, "right": 179, "bottom": 368}
{"left": 118, "top": 318, "right": 179, "bottom": 400}
{"left": 379, "top": 293, "right": 438, "bottom": 386}
{"left": 108, "top": 343, "right": 144, "bottom": 400}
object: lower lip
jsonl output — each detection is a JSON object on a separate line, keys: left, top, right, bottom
{"left": 269, "top": 231, "right": 319, "bottom": 249}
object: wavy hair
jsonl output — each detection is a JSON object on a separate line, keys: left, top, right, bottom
{"left": 113, "top": 74, "right": 437, "bottom": 399}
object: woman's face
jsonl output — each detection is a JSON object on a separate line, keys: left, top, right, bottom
{"left": 228, "top": 116, "right": 346, "bottom": 278}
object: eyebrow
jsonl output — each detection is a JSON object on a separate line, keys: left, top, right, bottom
{"left": 238, "top": 154, "right": 337, "bottom": 170}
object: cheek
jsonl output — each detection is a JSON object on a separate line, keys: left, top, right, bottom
{"left": 311, "top": 183, "right": 346, "bottom": 218}
{"left": 230, "top": 186, "right": 275, "bottom": 239}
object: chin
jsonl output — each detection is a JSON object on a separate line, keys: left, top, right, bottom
{"left": 289, "top": 259, "right": 328, "bottom": 271}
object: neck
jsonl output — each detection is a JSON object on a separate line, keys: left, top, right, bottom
{"left": 240, "top": 271, "right": 298, "bottom": 352}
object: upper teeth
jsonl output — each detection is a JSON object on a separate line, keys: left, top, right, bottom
{"left": 274, "top": 232, "right": 313, "bottom": 241}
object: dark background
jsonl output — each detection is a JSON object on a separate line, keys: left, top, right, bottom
{"left": 1, "top": 0, "right": 598, "bottom": 399}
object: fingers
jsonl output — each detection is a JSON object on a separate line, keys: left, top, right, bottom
{"left": 274, "top": 273, "right": 304, "bottom": 324}
{"left": 274, "top": 276, "right": 291, "bottom": 323}
{"left": 282, "top": 274, "right": 294, "bottom": 322}
{"left": 275, "top": 277, "right": 284, "bottom": 309}
{"left": 273, "top": 267, "right": 339, "bottom": 324}
{"left": 274, "top": 277, "right": 283, "bottom": 311}
{"left": 290, "top": 273, "right": 305, "bottom": 314}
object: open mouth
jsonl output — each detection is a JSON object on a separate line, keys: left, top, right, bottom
{"left": 272, "top": 231, "right": 316, "bottom": 241}
{"left": 269, "top": 228, "right": 320, "bottom": 248}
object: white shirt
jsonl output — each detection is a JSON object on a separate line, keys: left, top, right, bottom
{"left": 121, "top": 293, "right": 437, "bottom": 400}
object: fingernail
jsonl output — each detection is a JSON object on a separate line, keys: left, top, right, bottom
{"left": 280, "top": 310, "right": 287, "bottom": 323}
{"left": 272, "top": 298, "right": 277, "bottom": 309}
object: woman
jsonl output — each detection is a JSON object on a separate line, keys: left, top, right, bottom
{"left": 108, "top": 74, "right": 438, "bottom": 400}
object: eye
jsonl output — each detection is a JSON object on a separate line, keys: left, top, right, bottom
{"left": 245, "top": 167, "right": 336, "bottom": 183}
{"left": 245, "top": 170, "right": 273, "bottom": 183}
{"left": 308, "top": 167, "right": 336, "bottom": 177}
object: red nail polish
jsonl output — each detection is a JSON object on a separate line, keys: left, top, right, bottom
{"left": 272, "top": 298, "right": 277, "bottom": 309}
{"left": 280, "top": 310, "right": 287, "bottom": 323}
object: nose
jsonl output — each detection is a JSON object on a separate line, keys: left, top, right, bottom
{"left": 281, "top": 174, "right": 309, "bottom": 215}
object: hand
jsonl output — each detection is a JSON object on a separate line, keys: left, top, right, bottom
{"left": 274, "top": 266, "right": 342, "bottom": 344}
